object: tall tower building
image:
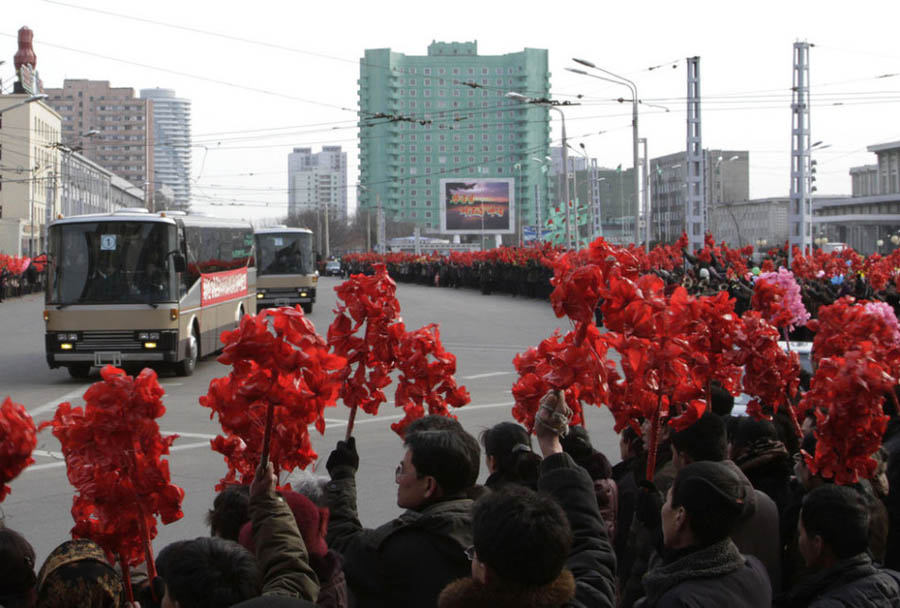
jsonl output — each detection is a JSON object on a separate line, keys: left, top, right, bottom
{"left": 140, "top": 88, "right": 192, "bottom": 211}
{"left": 287, "top": 146, "right": 348, "bottom": 220}
{"left": 45, "top": 79, "right": 153, "bottom": 204}
{"left": 358, "top": 41, "right": 550, "bottom": 233}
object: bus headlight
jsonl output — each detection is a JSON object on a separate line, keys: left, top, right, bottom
{"left": 60, "top": 343, "right": 74, "bottom": 350}
{"left": 144, "top": 342, "right": 158, "bottom": 349}
{"left": 58, "top": 333, "right": 78, "bottom": 342}
{"left": 257, "top": 292, "right": 265, "bottom": 299}
{"left": 299, "top": 291, "right": 308, "bottom": 297}
{"left": 138, "top": 332, "right": 161, "bottom": 340}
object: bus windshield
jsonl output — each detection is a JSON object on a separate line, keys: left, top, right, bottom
{"left": 256, "top": 232, "right": 314, "bottom": 275}
{"left": 48, "top": 221, "right": 178, "bottom": 305}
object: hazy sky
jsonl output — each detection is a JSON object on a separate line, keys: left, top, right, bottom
{"left": 4, "top": 0, "right": 899, "bottom": 222}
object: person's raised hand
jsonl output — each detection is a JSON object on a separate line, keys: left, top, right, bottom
{"left": 535, "top": 390, "right": 571, "bottom": 457}
{"left": 250, "top": 460, "right": 276, "bottom": 499}
{"left": 326, "top": 436, "right": 359, "bottom": 476}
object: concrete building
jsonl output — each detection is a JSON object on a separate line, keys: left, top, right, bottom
{"left": 57, "top": 150, "right": 144, "bottom": 217}
{"left": 814, "top": 140, "right": 900, "bottom": 254}
{"left": 0, "top": 94, "right": 62, "bottom": 256}
{"left": 358, "top": 41, "right": 550, "bottom": 235}
{"left": 140, "top": 88, "right": 191, "bottom": 211}
{"left": 650, "top": 149, "right": 749, "bottom": 244}
{"left": 45, "top": 79, "right": 153, "bottom": 202}
{"left": 549, "top": 146, "right": 588, "bottom": 175}
{"left": 288, "top": 146, "right": 347, "bottom": 221}
{"left": 710, "top": 197, "right": 789, "bottom": 249}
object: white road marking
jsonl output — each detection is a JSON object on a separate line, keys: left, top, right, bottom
{"left": 33, "top": 449, "right": 63, "bottom": 460}
{"left": 23, "top": 401, "right": 518, "bottom": 474}
{"left": 160, "top": 432, "right": 216, "bottom": 440}
{"left": 27, "top": 385, "right": 89, "bottom": 417}
{"left": 461, "top": 371, "right": 515, "bottom": 380}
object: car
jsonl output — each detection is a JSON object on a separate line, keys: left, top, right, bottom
{"left": 324, "top": 260, "right": 342, "bottom": 276}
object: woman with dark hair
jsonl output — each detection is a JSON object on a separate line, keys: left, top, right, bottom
{"left": 0, "top": 527, "right": 37, "bottom": 608}
{"left": 479, "top": 422, "right": 540, "bottom": 491}
{"left": 36, "top": 538, "right": 126, "bottom": 608}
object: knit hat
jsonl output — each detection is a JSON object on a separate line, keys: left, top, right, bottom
{"left": 239, "top": 490, "right": 328, "bottom": 557}
{"left": 672, "top": 461, "right": 745, "bottom": 518}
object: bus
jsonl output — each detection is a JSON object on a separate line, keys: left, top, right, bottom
{"left": 44, "top": 209, "right": 256, "bottom": 378}
{"left": 254, "top": 226, "right": 317, "bottom": 313}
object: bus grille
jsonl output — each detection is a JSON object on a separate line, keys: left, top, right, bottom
{"left": 76, "top": 331, "right": 142, "bottom": 352}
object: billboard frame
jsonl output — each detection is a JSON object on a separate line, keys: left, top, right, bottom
{"left": 439, "top": 178, "right": 515, "bottom": 235}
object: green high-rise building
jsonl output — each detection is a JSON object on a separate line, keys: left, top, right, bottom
{"left": 358, "top": 41, "right": 550, "bottom": 239}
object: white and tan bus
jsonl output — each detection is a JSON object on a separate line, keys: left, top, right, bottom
{"left": 254, "top": 226, "right": 317, "bottom": 313}
{"left": 44, "top": 209, "right": 256, "bottom": 378}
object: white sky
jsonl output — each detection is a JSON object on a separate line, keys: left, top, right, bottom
{"left": 4, "top": 0, "right": 900, "bottom": 223}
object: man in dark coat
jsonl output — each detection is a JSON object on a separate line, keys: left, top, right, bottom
{"left": 775, "top": 484, "right": 900, "bottom": 607}
{"left": 635, "top": 461, "right": 771, "bottom": 607}
{"left": 669, "top": 413, "right": 782, "bottom": 593}
{"left": 437, "top": 391, "right": 617, "bottom": 608}
{"left": 324, "top": 430, "right": 476, "bottom": 607}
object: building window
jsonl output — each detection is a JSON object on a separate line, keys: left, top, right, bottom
{"left": 424, "top": 68, "right": 431, "bottom": 75}
{"left": 452, "top": 68, "right": 460, "bottom": 75}
{"left": 438, "top": 68, "right": 445, "bottom": 75}
{"left": 425, "top": 211, "right": 432, "bottom": 218}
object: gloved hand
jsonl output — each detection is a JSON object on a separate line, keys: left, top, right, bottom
{"left": 326, "top": 436, "right": 359, "bottom": 476}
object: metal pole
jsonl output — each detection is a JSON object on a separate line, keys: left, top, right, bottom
{"left": 553, "top": 107, "right": 572, "bottom": 250}
{"left": 641, "top": 139, "right": 650, "bottom": 250}
{"left": 632, "top": 97, "right": 642, "bottom": 250}
{"left": 535, "top": 183, "right": 541, "bottom": 244}
{"left": 571, "top": 156, "right": 578, "bottom": 247}
{"left": 324, "top": 200, "right": 331, "bottom": 259}
{"left": 366, "top": 209, "right": 371, "bottom": 251}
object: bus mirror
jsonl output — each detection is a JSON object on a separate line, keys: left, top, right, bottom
{"left": 172, "top": 254, "right": 186, "bottom": 273}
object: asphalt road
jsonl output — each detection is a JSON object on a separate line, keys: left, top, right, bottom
{"left": 1, "top": 277, "right": 621, "bottom": 564}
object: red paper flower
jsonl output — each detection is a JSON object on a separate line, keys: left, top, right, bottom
{"left": 40, "top": 366, "right": 183, "bottom": 569}
{"left": 799, "top": 345, "right": 893, "bottom": 484}
{"left": 391, "top": 324, "right": 471, "bottom": 437}
{"left": 0, "top": 396, "right": 37, "bottom": 502}
{"left": 201, "top": 307, "right": 346, "bottom": 489}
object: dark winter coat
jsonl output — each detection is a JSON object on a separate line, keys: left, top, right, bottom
{"left": 724, "top": 460, "right": 783, "bottom": 594}
{"left": 249, "top": 488, "right": 320, "bottom": 604}
{"left": 884, "top": 418, "right": 900, "bottom": 570}
{"left": 635, "top": 539, "right": 771, "bottom": 608}
{"left": 325, "top": 468, "right": 473, "bottom": 608}
{"left": 310, "top": 551, "right": 348, "bottom": 608}
{"left": 437, "top": 452, "right": 617, "bottom": 608}
{"left": 775, "top": 553, "right": 900, "bottom": 608}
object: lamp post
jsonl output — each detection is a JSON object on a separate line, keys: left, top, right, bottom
{"left": 530, "top": 156, "right": 550, "bottom": 244}
{"left": 507, "top": 92, "right": 573, "bottom": 249}
{"left": 569, "top": 60, "right": 640, "bottom": 249}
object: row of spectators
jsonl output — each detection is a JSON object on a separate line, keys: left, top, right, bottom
{"left": 3, "top": 388, "right": 898, "bottom": 607}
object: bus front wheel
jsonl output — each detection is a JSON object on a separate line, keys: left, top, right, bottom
{"left": 67, "top": 363, "right": 92, "bottom": 379}
{"left": 175, "top": 328, "right": 199, "bottom": 377}
{"left": 302, "top": 303, "right": 313, "bottom": 314}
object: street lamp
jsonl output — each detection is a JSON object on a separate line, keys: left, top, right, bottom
{"left": 507, "top": 91, "right": 574, "bottom": 249}
{"left": 0, "top": 93, "right": 48, "bottom": 116}
{"left": 569, "top": 59, "right": 641, "bottom": 249}
{"left": 530, "top": 156, "right": 550, "bottom": 243}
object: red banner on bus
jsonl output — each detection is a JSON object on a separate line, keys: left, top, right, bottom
{"left": 201, "top": 267, "right": 248, "bottom": 306}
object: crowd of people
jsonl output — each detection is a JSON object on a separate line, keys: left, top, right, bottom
{"left": 2, "top": 387, "right": 899, "bottom": 607}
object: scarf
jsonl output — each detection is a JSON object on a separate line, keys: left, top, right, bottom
{"left": 641, "top": 539, "right": 744, "bottom": 605}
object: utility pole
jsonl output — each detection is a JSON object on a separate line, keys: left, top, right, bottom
{"left": 641, "top": 138, "right": 650, "bottom": 251}
{"left": 376, "top": 193, "right": 385, "bottom": 254}
{"left": 685, "top": 56, "right": 705, "bottom": 253}
{"left": 535, "top": 183, "right": 542, "bottom": 244}
{"left": 788, "top": 42, "right": 812, "bottom": 265}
